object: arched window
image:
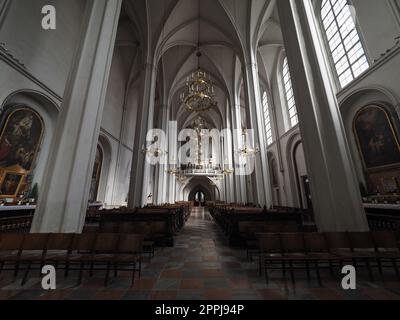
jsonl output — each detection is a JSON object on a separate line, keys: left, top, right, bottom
{"left": 282, "top": 57, "right": 298, "bottom": 128}
{"left": 262, "top": 91, "right": 273, "bottom": 145}
{"left": 321, "top": 0, "right": 369, "bottom": 88}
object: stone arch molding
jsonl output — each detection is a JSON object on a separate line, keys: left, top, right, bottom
{"left": 339, "top": 86, "right": 400, "bottom": 188}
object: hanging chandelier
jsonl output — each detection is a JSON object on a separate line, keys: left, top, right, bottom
{"left": 180, "top": 55, "right": 218, "bottom": 112}
{"left": 238, "top": 129, "right": 259, "bottom": 157}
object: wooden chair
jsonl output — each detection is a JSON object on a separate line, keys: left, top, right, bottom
{"left": 114, "top": 234, "right": 143, "bottom": 286}
{"left": 19, "top": 233, "right": 50, "bottom": 285}
{"left": 89, "top": 234, "right": 120, "bottom": 285}
{"left": 44, "top": 233, "right": 74, "bottom": 276}
{"left": 324, "top": 232, "right": 352, "bottom": 259}
{"left": 82, "top": 226, "right": 99, "bottom": 234}
{"left": 257, "top": 233, "right": 285, "bottom": 283}
{"left": 372, "top": 231, "right": 400, "bottom": 278}
{"left": 0, "top": 234, "right": 24, "bottom": 277}
{"left": 280, "top": 233, "right": 309, "bottom": 284}
{"left": 303, "top": 233, "right": 340, "bottom": 282}
{"left": 347, "top": 232, "right": 376, "bottom": 280}
{"left": 68, "top": 233, "right": 98, "bottom": 284}
{"left": 100, "top": 222, "right": 119, "bottom": 233}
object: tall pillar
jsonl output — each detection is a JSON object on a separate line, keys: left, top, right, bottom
{"left": 128, "top": 62, "right": 157, "bottom": 208}
{"left": 157, "top": 104, "right": 169, "bottom": 204}
{"left": 277, "top": 0, "right": 368, "bottom": 231}
{"left": 242, "top": 61, "right": 273, "bottom": 207}
{"left": 233, "top": 104, "right": 247, "bottom": 204}
{"left": 167, "top": 119, "right": 178, "bottom": 204}
{"left": 31, "top": 0, "right": 122, "bottom": 233}
{"left": 224, "top": 102, "right": 235, "bottom": 204}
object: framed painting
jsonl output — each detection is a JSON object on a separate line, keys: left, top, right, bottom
{"left": 353, "top": 105, "right": 400, "bottom": 170}
{"left": 0, "top": 107, "right": 44, "bottom": 172}
{"left": 0, "top": 172, "right": 24, "bottom": 197}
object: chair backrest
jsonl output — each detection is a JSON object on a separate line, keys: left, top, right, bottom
{"left": 280, "top": 233, "right": 305, "bottom": 253}
{"left": 0, "top": 233, "right": 24, "bottom": 251}
{"left": 257, "top": 233, "right": 282, "bottom": 253}
{"left": 347, "top": 232, "right": 375, "bottom": 250}
{"left": 303, "top": 233, "right": 329, "bottom": 252}
{"left": 263, "top": 224, "right": 282, "bottom": 233}
{"left": 100, "top": 222, "right": 119, "bottom": 233}
{"left": 118, "top": 221, "right": 137, "bottom": 234}
{"left": 372, "top": 231, "right": 399, "bottom": 251}
{"left": 82, "top": 226, "right": 99, "bottom": 234}
{"left": 248, "top": 224, "right": 268, "bottom": 234}
{"left": 238, "top": 222, "right": 252, "bottom": 233}
{"left": 93, "top": 234, "right": 119, "bottom": 253}
{"left": 324, "top": 232, "right": 351, "bottom": 251}
{"left": 46, "top": 233, "right": 74, "bottom": 251}
{"left": 72, "top": 233, "right": 97, "bottom": 252}
{"left": 21, "top": 233, "right": 50, "bottom": 251}
{"left": 117, "top": 234, "right": 144, "bottom": 253}
{"left": 150, "top": 222, "right": 167, "bottom": 233}
{"left": 281, "top": 224, "right": 299, "bottom": 233}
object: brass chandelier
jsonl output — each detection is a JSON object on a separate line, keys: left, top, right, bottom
{"left": 180, "top": 56, "right": 218, "bottom": 112}
{"left": 238, "top": 129, "right": 259, "bottom": 157}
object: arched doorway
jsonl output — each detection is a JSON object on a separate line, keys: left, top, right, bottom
{"left": 188, "top": 185, "right": 213, "bottom": 207}
{"left": 194, "top": 191, "right": 205, "bottom": 207}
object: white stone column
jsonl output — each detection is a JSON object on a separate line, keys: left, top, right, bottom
{"left": 228, "top": 104, "right": 238, "bottom": 203}
{"left": 157, "top": 104, "right": 169, "bottom": 204}
{"left": 31, "top": 0, "right": 122, "bottom": 233}
{"left": 242, "top": 61, "right": 273, "bottom": 207}
{"left": 128, "top": 62, "right": 158, "bottom": 208}
{"left": 233, "top": 104, "right": 247, "bottom": 204}
{"left": 168, "top": 118, "right": 178, "bottom": 204}
{"left": 224, "top": 102, "right": 235, "bottom": 203}
{"left": 277, "top": 0, "right": 368, "bottom": 231}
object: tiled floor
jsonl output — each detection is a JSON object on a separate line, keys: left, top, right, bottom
{"left": 1, "top": 208, "right": 400, "bottom": 300}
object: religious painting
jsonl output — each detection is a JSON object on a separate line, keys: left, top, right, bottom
{"left": 88, "top": 145, "right": 103, "bottom": 203}
{"left": 0, "top": 108, "right": 44, "bottom": 198}
{"left": 0, "top": 172, "right": 23, "bottom": 197}
{"left": 354, "top": 106, "right": 400, "bottom": 169}
{"left": 0, "top": 108, "right": 44, "bottom": 171}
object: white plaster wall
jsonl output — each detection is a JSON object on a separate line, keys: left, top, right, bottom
{"left": 0, "top": 0, "right": 86, "bottom": 96}
{"left": 352, "top": 0, "right": 400, "bottom": 62}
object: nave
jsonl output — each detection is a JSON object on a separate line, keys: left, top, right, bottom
{"left": 1, "top": 208, "right": 400, "bottom": 300}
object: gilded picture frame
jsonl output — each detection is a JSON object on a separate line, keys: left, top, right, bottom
{"left": 0, "top": 106, "right": 44, "bottom": 199}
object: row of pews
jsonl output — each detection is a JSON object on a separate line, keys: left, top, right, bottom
{"left": 208, "top": 202, "right": 310, "bottom": 246}
{"left": 85, "top": 202, "right": 193, "bottom": 247}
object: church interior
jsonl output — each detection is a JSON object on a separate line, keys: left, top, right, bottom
{"left": 1, "top": 0, "right": 400, "bottom": 301}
